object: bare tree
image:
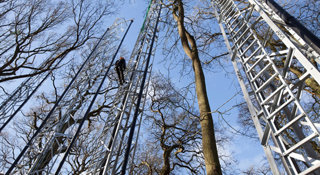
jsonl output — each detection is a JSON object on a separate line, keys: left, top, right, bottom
{"left": 0, "top": 55, "right": 115, "bottom": 174}
{"left": 159, "top": 1, "right": 224, "bottom": 174}
{"left": 242, "top": 159, "right": 272, "bottom": 175}
{"left": 0, "top": 0, "right": 115, "bottom": 84}
{"left": 0, "top": 17, "right": 126, "bottom": 174}
{"left": 233, "top": 0, "right": 320, "bottom": 156}
{"left": 132, "top": 74, "right": 237, "bottom": 175}
{"left": 147, "top": 74, "right": 204, "bottom": 175}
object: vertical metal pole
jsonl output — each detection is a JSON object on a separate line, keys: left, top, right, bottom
{"left": 54, "top": 20, "right": 133, "bottom": 175}
{"left": 0, "top": 57, "right": 65, "bottom": 132}
{"left": 120, "top": 5, "right": 162, "bottom": 175}
{"left": 211, "top": 1, "right": 281, "bottom": 174}
{"left": 261, "top": 0, "right": 320, "bottom": 54}
{"left": 5, "top": 27, "right": 111, "bottom": 175}
{"left": 99, "top": 21, "right": 146, "bottom": 175}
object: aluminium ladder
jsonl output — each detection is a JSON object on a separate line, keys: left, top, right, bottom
{"left": 90, "top": 2, "right": 161, "bottom": 174}
{"left": 3, "top": 20, "right": 126, "bottom": 174}
{"left": 213, "top": 0, "right": 320, "bottom": 174}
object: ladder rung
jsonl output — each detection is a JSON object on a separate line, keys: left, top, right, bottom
{"left": 243, "top": 46, "right": 261, "bottom": 64}
{"left": 234, "top": 28, "right": 251, "bottom": 45}
{"left": 261, "top": 84, "right": 286, "bottom": 105}
{"left": 283, "top": 132, "right": 318, "bottom": 157}
{"left": 218, "top": 3, "right": 229, "bottom": 13}
{"left": 241, "top": 39, "right": 257, "bottom": 57}
{"left": 221, "top": 0, "right": 229, "bottom": 5}
{"left": 222, "top": 2, "right": 234, "bottom": 16}
{"left": 289, "top": 72, "right": 310, "bottom": 90}
{"left": 300, "top": 163, "right": 320, "bottom": 175}
{"left": 269, "top": 50, "right": 289, "bottom": 58}
{"left": 230, "top": 19, "right": 245, "bottom": 34}
{"left": 255, "top": 72, "right": 278, "bottom": 94}
{"left": 256, "top": 110, "right": 264, "bottom": 118}
{"left": 224, "top": 6, "right": 236, "bottom": 20}
{"left": 228, "top": 16, "right": 243, "bottom": 32}
{"left": 232, "top": 22, "right": 247, "bottom": 37}
{"left": 250, "top": 62, "right": 272, "bottom": 82}
{"left": 244, "top": 4, "right": 254, "bottom": 20}
{"left": 274, "top": 113, "right": 305, "bottom": 136}
{"left": 266, "top": 97, "right": 294, "bottom": 120}
{"left": 246, "top": 55, "right": 266, "bottom": 73}
{"left": 220, "top": 1, "right": 233, "bottom": 16}
{"left": 220, "top": 0, "right": 230, "bottom": 11}
{"left": 228, "top": 11, "right": 241, "bottom": 26}
{"left": 238, "top": 33, "right": 254, "bottom": 49}
{"left": 226, "top": 10, "right": 240, "bottom": 25}
{"left": 220, "top": 5, "right": 232, "bottom": 18}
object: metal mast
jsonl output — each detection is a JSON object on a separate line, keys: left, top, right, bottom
{"left": 91, "top": 1, "right": 161, "bottom": 174}
{"left": 0, "top": 51, "right": 66, "bottom": 132}
{"left": 213, "top": 0, "right": 320, "bottom": 174}
{"left": 2, "top": 19, "right": 131, "bottom": 174}
{"left": 1, "top": 0, "right": 161, "bottom": 172}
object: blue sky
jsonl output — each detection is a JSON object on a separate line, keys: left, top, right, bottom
{"left": 113, "top": 0, "right": 268, "bottom": 173}
{"left": 0, "top": 1, "right": 270, "bottom": 174}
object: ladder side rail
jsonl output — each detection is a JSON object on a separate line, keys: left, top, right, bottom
{"left": 92, "top": 17, "right": 153, "bottom": 174}
{"left": 100, "top": 38, "right": 149, "bottom": 175}
{"left": 214, "top": 0, "right": 320, "bottom": 174}
{"left": 120, "top": 4, "right": 161, "bottom": 174}
{"left": 216, "top": 1, "right": 297, "bottom": 173}
{"left": 220, "top": 0, "right": 320, "bottom": 154}
{"left": 247, "top": 0, "right": 320, "bottom": 156}
{"left": 233, "top": 5, "right": 318, "bottom": 174}
{"left": 258, "top": 0, "right": 320, "bottom": 56}
{"left": 212, "top": 3, "right": 283, "bottom": 174}
{"left": 53, "top": 20, "right": 133, "bottom": 175}
{"left": 0, "top": 52, "right": 67, "bottom": 130}
{"left": 102, "top": 10, "right": 160, "bottom": 170}
{"left": 110, "top": 47, "right": 155, "bottom": 174}
{"left": 247, "top": 0, "right": 320, "bottom": 85}
{"left": 27, "top": 49, "right": 112, "bottom": 174}
{"left": 0, "top": 49, "right": 59, "bottom": 110}
{"left": 127, "top": 49, "right": 157, "bottom": 174}
{"left": 5, "top": 26, "right": 111, "bottom": 175}
{"left": 110, "top": 24, "right": 160, "bottom": 173}
{"left": 98, "top": 22, "right": 153, "bottom": 173}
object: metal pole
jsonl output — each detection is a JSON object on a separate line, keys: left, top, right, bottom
{"left": 101, "top": 32, "right": 145, "bottom": 175}
{"left": 0, "top": 56, "right": 66, "bottom": 132}
{"left": 5, "top": 27, "right": 110, "bottom": 175}
{"left": 261, "top": 0, "right": 320, "bottom": 54}
{"left": 54, "top": 20, "right": 133, "bottom": 175}
{"left": 120, "top": 4, "right": 162, "bottom": 175}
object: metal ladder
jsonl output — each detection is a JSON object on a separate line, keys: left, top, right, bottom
{"left": 0, "top": 51, "right": 65, "bottom": 130}
{"left": 213, "top": 0, "right": 320, "bottom": 174}
{"left": 26, "top": 37, "right": 117, "bottom": 174}
{"left": 2, "top": 21, "right": 122, "bottom": 174}
{"left": 89, "top": 3, "right": 160, "bottom": 174}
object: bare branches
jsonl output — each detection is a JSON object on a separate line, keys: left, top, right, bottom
{"left": 0, "top": 0, "right": 121, "bottom": 172}
{"left": 132, "top": 74, "right": 204, "bottom": 174}
{"left": 0, "top": 0, "right": 115, "bottom": 83}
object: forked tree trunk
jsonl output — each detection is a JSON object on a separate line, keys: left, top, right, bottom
{"left": 171, "top": 1, "right": 222, "bottom": 174}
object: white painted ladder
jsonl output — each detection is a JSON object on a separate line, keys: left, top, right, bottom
{"left": 213, "top": 0, "right": 320, "bottom": 174}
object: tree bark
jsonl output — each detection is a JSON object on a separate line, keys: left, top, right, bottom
{"left": 171, "top": 1, "right": 222, "bottom": 174}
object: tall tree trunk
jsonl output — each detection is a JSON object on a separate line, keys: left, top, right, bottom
{"left": 171, "top": 1, "right": 222, "bottom": 174}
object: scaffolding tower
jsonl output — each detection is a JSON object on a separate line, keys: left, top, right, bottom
{"left": 0, "top": 0, "right": 161, "bottom": 174}
{"left": 213, "top": 0, "right": 320, "bottom": 174}
{"left": 2, "top": 0, "right": 319, "bottom": 174}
